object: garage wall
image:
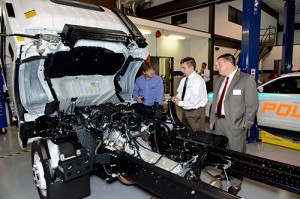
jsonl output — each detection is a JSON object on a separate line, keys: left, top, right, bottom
{"left": 262, "top": 46, "right": 282, "bottom": 72}
{"left": 144, "top": 34, "right": 190, "bottom": 68}
{"left": 261, "top": 9, "right": 277, "bottom": 30}
{"left": 260, "top": 10, "right": 278, "bottom": 44}
{"left": 156, "top": 8, "right": 209, "bottom": 33}
{"left": 215, "top": 1, "right": 243, "bottom": 41}
{"left": 262, "top": 45, "right": 300, "bottom": 72}
{"left": 190, "top": 39, "right": 209, "bottom": 71}
{"left": 143, "top": 33, "right": 209, "bottom": 94}
{"left": 143, "top": 34, "right": 209, "bottom": 72}
{"left": 276, "top": 12, "right": 300, "bottom": 45}
{"left": 145, "top": 0, "right": 281, "bottom": 84}
{"left": 277, "top": 30, "right": 300, "bottom": 45}
{"left": 278, "top": 13, "right": 300, "bottom": 25}
{"left": 156, "top": 0, "right": 278, "bottom": 42}
{"left": 215, "top": 0, "right": 278, "bottom": 41}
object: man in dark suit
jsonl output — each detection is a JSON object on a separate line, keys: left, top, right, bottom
{"left": 209, "top": 53, "right": 259, "bottom": 195}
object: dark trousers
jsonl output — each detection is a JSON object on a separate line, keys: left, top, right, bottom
{"left": 205, "top": 82, "right": 211, "bottom": 92}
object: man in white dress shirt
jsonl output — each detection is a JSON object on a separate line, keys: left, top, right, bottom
{"left": 172, "top": 57, "right": 208, "bottom": 132}
{"left": 197, "top": 62, "right": 210, "bottom": 91}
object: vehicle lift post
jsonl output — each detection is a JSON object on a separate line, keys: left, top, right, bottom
{"left": 281, "top": 0, "right": 295, "bottom": 74}
{"left": 238, "top": 0, "right": 261, "bottom": 143}
{"left": 0, "top": 68, "right": 7, "bottom": 134}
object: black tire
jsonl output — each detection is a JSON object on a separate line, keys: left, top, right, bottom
{"left": 31, "top": 140, "right": 53, "bottom": 199}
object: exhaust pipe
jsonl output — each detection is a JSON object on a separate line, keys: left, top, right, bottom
{"left": 200, "top": 169, "right": 222, "bottom": 189}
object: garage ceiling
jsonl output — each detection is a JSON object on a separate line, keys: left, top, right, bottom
{"left": 78, "top": 0, "right": 300, "bottom": 28}
{"left": 262, "top": 0, "right": 300, "bottom": 15}
{"left": 78, "top": 0, "right": 300, "bottom": 17}
{"left": 136, "top": 0, "right": 300, "bottom": 19}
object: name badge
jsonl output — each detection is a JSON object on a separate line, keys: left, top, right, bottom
{"left": 233, "top": 89, "right": 241, "bottom": 95}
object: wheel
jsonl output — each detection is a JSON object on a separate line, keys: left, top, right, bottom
{"left": 31, "top": 140, "right": 53, "bottom": 199}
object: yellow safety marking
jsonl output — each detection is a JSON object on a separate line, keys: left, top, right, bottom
{"left": 24, "top": 9, "right": 37, "bottom": 19}
{"left": 260, "top": 130, "right": 300, "bottom": 150}
{"left": 91, "top": 83, "right": 97, "bottom": 88}
{"left": 0, "top": 150, "right": 31, "bottom": 159}
{"left": 16, "top": 36, "right": 25, "bottom": 42}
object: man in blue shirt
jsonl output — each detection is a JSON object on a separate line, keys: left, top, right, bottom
{"left": 133, "top": 61, "right": 164, "bottom": 109}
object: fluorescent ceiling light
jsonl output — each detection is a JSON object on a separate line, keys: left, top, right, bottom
{"left": 165, "top": 35, "right": 185, "bottom": 40}
{"left": 139, "top": 29, "right": 152, "bottom": 35}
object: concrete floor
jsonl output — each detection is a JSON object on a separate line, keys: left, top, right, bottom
{"left": 1, "top": 126, "right": 300, "bottom": 199}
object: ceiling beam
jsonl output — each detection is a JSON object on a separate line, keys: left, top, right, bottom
{"left": 261, "top": 1, "right": 279, "bottom": 19}
{"left": 278, "top": 23, "right": 300, "bottom": 31}
{"left": 137, "top": 0, "right": 234, "bottom": 19}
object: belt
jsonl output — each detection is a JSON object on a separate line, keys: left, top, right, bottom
{"left": 184, "top": 107, "right": 203, "bottom": 111}
{"left": 215, "top": 113, "right": 225, "bottom": 119}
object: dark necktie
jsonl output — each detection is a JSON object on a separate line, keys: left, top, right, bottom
{"left": 181, "top": 77, "right": 188, "bottom": 100}
{"left": 217, "top": 77, "right": 229, "bottom": 119}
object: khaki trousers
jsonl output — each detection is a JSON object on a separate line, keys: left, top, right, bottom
{"left": 182, "top": 107, "right": 205, "bottom": 133}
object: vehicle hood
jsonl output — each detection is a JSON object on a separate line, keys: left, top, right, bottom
{"left": 4, "top": 0, "right": 149, "bottom": 122}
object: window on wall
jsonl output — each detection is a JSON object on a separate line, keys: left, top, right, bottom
{"left": 171, "top": 13, "right": 187, "bottom": 25}
{"left": 228, "top": 6, "right": 242, "bottom": 26}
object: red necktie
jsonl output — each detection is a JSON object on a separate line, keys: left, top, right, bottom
{"left": 217, "top": 77, "right": 229, "bottom": 119}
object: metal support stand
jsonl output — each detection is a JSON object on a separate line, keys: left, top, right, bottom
{"left": 260, "top": 130, "right": 300, "bottom": 150}
{"left": 239, "top": 0, "right": 261, "bottom": 143}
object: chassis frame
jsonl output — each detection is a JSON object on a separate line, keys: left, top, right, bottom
{"left": 31, "top": 102, "right": 300, "bottom": 199}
